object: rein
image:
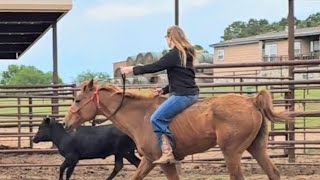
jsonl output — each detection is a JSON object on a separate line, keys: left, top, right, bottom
{"left": 103, "top": 74, "right": 126, "bottom": 120}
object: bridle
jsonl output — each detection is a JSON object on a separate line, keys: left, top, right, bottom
{"left": 70, "top": 74, "right": 126, "bottom": 125}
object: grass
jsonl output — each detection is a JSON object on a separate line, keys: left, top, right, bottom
{"left": 272, "top": 89, "right": 320, "bottom": 129}
{"left": 0, "top": 98, "right": 72, "bottom": 121}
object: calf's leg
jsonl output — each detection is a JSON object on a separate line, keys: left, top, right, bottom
{"left": 59, "top": 160, "right": 68, "bottom": 180}
{"left": 106, "top": 155, "right": 124, "bottom": 180}
{"left": 65, "top": 155, "right": 79, "bottom": 180}
{"left": 124, "top": 150, "right": 141, "bottom": 168}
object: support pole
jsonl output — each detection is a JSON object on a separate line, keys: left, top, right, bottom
{"left": 287, "top": 0, "right": 296, "bottom": 163}
{"left": 52, "top": 23, "right": 59, "bottom": 116}
{"left": 175, "top": 0, "right": 179, "bottom": 26}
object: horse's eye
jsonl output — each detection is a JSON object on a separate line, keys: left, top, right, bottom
{"left": 75, "top": 99, "right": 81, "bottom": 103}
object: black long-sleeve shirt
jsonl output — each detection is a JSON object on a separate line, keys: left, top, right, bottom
{"left": 133, "top": 47, "right": 199, "bottom": 96}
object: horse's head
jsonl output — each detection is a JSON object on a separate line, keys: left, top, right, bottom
{"left": 64, "top": 79, "right": 100, "bottom": 130}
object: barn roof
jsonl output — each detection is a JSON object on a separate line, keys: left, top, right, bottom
{"left": 0, "top": 0, "right": 72, "bottom": 59}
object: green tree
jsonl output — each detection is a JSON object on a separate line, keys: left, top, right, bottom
{"left": 193, "top": 45, "right": 204, "bottom": 50}
{"left": 246, "top": 19, "right": 271, "bottom": 36}
{"left": 305, "top": 12, "right": 320, "bottom": 27}
{"left": 221, "top": 21, "right": 248, "bottom": 40}
{"left": 0, "top": 65, "right": 62, "bottom": 85}
{"left": 0, "top": 64, "right": 23, "bottom": 84}
{"left": 74, "top": 70, "right": 111, "bottom": 84}
{"left": 221, "top": 12, "right": 320, "bottom": 41}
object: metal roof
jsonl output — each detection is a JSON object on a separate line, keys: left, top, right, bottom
{"left": 0, "top": 0, "right": 72, "bottom": 60}
{"left": 210, "top": 26, "right": 320, "bottom": 48}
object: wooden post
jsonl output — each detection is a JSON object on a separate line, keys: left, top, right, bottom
{"left": 51, "top": 22, "right": 59, "bottom": 149}
{"left": 28, "top": 97, "right": 33, "bottom": 148}
{"left": 52, "top": 22, "right": 59, "bottom": 116}
{"left": 287, "top": 0, "right": 296, "bottom": 163}
{"left": 17, "top": 98, "right": 21, "bottom": 149}
{"left": 175, "top": 0, "right": 179, "bottom": 26}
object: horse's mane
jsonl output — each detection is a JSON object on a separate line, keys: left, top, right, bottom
{"left": 98, "top": 83, "right": 158, "bottom": 100}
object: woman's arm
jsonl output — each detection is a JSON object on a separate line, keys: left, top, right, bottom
{"left": 132, "top": 48, "right": 179, "bottom": 75}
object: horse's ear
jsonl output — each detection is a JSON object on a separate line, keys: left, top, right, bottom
{"left": 88, "top": 79, "right": 94, "bottom": 90}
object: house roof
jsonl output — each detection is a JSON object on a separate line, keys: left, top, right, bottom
{"left": 0, "top": 0, "right": 72, "bottom": 60}
{"left": 210, "top": 26, "right": 320, "bottom": 48}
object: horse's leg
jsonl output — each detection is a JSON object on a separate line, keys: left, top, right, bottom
{"left": 160, "top": 164, "right": 180, "bottom": 180}
{"left": 247, "top": 146, "right": 280, "bottom": 180}
{"left": 222, "top": 150, "right": 245, "bottom": 180}
{"left": 218, "top": 131, "right": 251, "bottom": 180}
{"left": 106, "top": 154, "right": 124, "bottom": 180}
{"left": 247, "top": 121, "right": 280, "bottom": 180}
{"left": 130, "top": 156, "right": 155, "bottom": 180}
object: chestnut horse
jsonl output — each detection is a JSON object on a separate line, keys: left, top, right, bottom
{"left": 64, "top": 80, "right": 290, "bottom": 180}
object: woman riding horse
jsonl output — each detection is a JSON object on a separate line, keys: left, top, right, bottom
{"left": 121, "top": 25, "right": 199, "bottom": 164}
{"left": 63, "top": 78, "right": 291, "bottom": 180}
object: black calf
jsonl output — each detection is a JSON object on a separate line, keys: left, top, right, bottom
{"left": 33, "top": 117, "right": 140, "bottom": 180}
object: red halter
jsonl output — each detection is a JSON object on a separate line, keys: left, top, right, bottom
{"left": 70, "top": 87, "right": 101, "bottom": 113}
{"left": 69, "top": 74, "right": 126, "bottom": 123}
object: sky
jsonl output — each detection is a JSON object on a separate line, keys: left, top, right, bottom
{"left": 0, "top": 0, "right": 319, "bottom": 83}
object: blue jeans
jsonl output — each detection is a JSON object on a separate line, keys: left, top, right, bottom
{"left": 150, "top": 94, "right": 199, "bottom": 148}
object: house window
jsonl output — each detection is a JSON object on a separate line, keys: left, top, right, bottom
{"left": 294, "top": 41, "right": 301, "bottom": 56}
{"left": 264, "top": 43, "right": 277, "bottom": 62}
{"left": 311, "top": 40, "right": 319, "bottom": 52}
{"left": 310, "top": 40, "right": 320, "bottom": 59}
{"left": 217, "top": 49, "right": 224, "bottom": 61}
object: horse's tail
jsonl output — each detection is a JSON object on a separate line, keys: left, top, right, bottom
{"left": 247, "top": 90, "right": 292, "bottom": 152}
{"left": 253, "top": 90, "right": 291, "bottom": 123}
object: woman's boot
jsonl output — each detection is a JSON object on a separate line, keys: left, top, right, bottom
{"left": 153, "top": 135, "right": 178, "bottom": 164}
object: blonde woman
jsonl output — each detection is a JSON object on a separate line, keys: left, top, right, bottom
{"left": 121, "top": 25, "right": 199, "bottom": 164}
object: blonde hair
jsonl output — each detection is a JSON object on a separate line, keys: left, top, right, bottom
{"left": 166, "top": 26, "right": 195, "bottom": 67}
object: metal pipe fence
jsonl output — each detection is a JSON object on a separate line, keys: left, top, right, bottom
{"left": 0, "top": 59, "right": 319, "bottom": 167}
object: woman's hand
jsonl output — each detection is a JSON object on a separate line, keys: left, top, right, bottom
{"left": 121, "top": 66, "right": 133, "bottom": 75}
{"left": 152, "top": 87, "right": 163, "bottom": 95}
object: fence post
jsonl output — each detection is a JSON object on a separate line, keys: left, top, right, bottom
{"left": 287, "top": 0, "right": 296, "bottom": 163}
{"left": 17, "top": 97, "right": 21, "bottom": 149}
{"left": 240, "top": 78, "right": 243, "bottom": 95}
{"left": 28, "top": 97, "right": 33, "bottom": 148}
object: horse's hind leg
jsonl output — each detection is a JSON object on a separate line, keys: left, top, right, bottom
{"left": 246, "top": 115, "right": 280, "bottom": 180}
{"left": 222, "top": 149, "right": 245, "bottom": 180}
{"left": 218, "top": 130, "right": 251, "bottom": 179}
{"left": 130, "top": 156, "right": 155, "bottom": 180}
{"left": 160, "top": 164, "right": 180, "bottom": 180}
{"left": 247, "top": 129, "right": 280, "bottom": 179}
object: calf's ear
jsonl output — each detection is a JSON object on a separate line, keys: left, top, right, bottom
{"left": 44, "top": 115, "right": 51, "bottom": 124}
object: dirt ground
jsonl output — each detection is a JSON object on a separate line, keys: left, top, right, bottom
{"left": 0, "top": 123, "right": 319, "bottom": 179}
{"left": 0, "top": 153, "right": 320, "bottom": 180}
{"left": 0, "top": 129, "right": 320, "bottom": 179}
